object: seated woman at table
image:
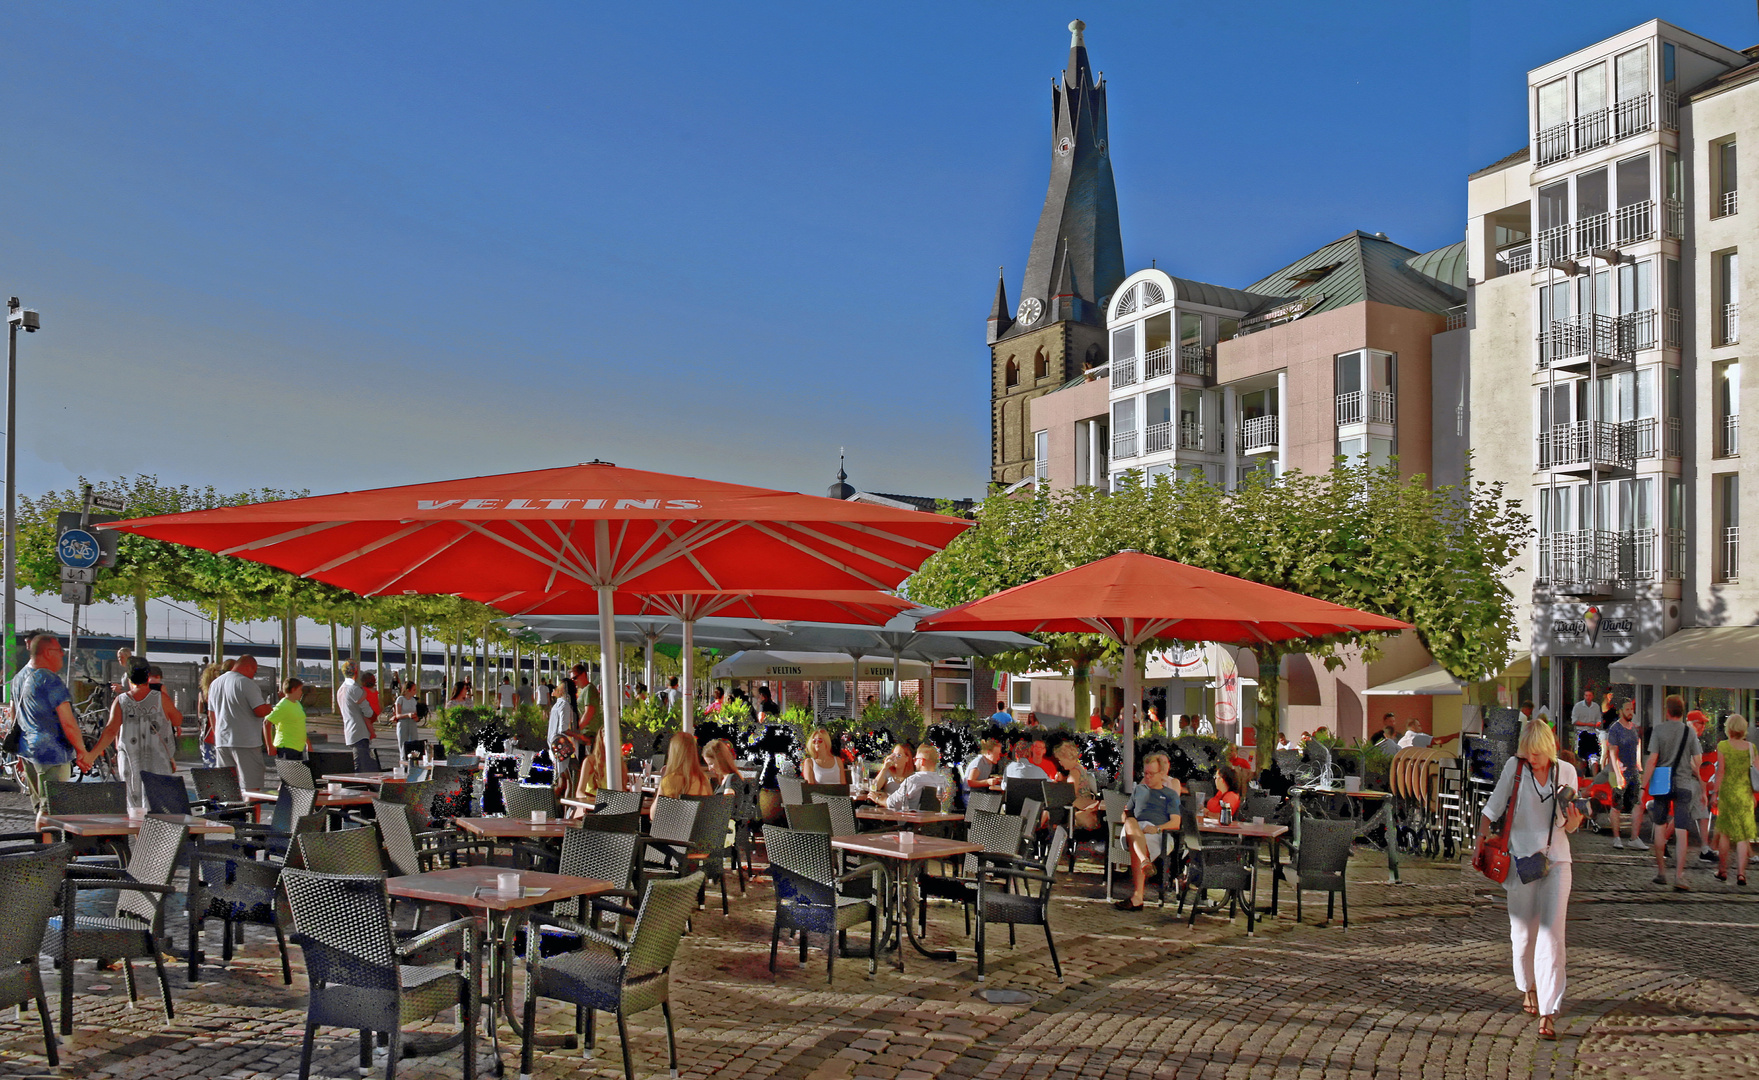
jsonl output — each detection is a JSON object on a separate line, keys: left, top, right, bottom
{"left": 1117, "top": 750, "right": 1183, "bottom": 911}
{"left": 1050, "top": 736, "right": 1102, "bottom": 831}
{"left": 554, "top": 728, "right": 611, "bottom": 815}
{"left": 703, "top": 737, "right": 741, "bottom": 793}
{"left": 658, "top": 731, "right": 714, "bottom": 798}
{"left": 1206, "top": 764, "right": 1244, "bottom": 819}
{"left": 886, "top": 743, "right": 951, "bottom": 811}
{"left": 800, "top": 728, "right": 847, "bottom": 786}
{"left": 869, "top": 742, "right": 915, "bottom": 800}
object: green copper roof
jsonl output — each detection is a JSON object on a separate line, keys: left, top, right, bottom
{"left": 1405, "top": 240, "right": 1468, "bottom": 292}
{"left": 1239, "top": 231, "right": 1465, "bottom": 322}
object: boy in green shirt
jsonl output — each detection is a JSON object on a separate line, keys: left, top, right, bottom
{"left": 265, "top": 677, "right": 310, "bottom": 761}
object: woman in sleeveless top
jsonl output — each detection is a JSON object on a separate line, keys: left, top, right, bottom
{"left": 800, "top": 728, "right": 846, "bottom": 786}
{"left": 91, "top": 662, "right": 181, "bottom": 811}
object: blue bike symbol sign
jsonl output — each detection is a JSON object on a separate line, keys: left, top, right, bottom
{"left": 57, "top": 529, "right": 101, "bottom": 570}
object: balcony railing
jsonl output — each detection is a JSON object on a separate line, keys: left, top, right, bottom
{"left": 1239, "top": 414, "right": 1279, "bottom": 453}
{"left": 1141, "top": 345, "right": 1171, "bottom": 381}
{"left": 1538, "top": 530, "right": 1618, "bottom": 590}
{"left": 1113, "top": 356, "right": 1138, "bottom": 387}
{"left": 1666, "top": 307, "right": 1682, "bottom": 348}
{"left": 1536, "top": 224, "right": 1571, "bottom": 265}
{"left": 1665, "top": 198, "right": 1685, "bottom": 239}
{"left": 1537, "top": 420, "right": 1635, "bottom": 471}
{"left": 1613, "top": 94, "right": 1653, "bottom": 140}
{"left": 1623, "top": 308, "right": 1657, "bottom": 352}
{"left": 1666, "top": 416, "right": 1682, "bottom": 457}
{"left": 1574, "top": 212, "right": 1609, "bottom": 256}
{"left": 1445, "top": 304, "right": 1467, "bottom": 331}
{"left": 1537, "top": 312, "right": 1635, "bottom": 367}
{"left": 1178, "top": 419, "right": 1204, "bottom": 451}
{"left": 1112, "top": 430, "right": 1137, "bottom": 460}
{"left": 1720, "top": 413, "right": 1741, "bottom": 457}
{"left": 1335, "top": 390, "right": 1395, "bottom": 427}
{"left": 1665, "top": 526, "right": 1685, "bottom": 580}
{"left": 1576, "top": 108, "right": 1610, "bottom": 152}
{"left": 1630, "top": 417, "right": 1661, "bottom": 459}
{"left": 1722, "top": 526, "right": 1741, "bottom": 583}
{"left": 1718, "top": 189, "right": 1739, "bottom": 218}
{"left": 1613, "top": 199, "right": 1654, "bottom": 245}
{"left": 1497, "top": 243, "right": 1532, "bottom": 274}
{"left": 1178, "top": 343, "right": 1214, "bottom": 379}
{"left": 1662, "top": 88, "right": 1679, "bottom": 131}
{"left": 1144, "top": 421, "right": 1172, "bottom": 455}
{"left": 1618, "top": 528, "right": 1659, "bottom": 583}
{"left": 1536, "top": 122, "right": 1572, "bottom": 166}
{"left": 1722, "top": 303, "right": 1741, "bottom": 346}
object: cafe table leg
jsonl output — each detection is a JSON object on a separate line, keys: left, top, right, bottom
{"left": 899, "top": 859, "right": 959, "bottom": 963}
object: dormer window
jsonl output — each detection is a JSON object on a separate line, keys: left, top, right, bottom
{"left": 1287, "top": 262, "right": 1342, "bottom": 289}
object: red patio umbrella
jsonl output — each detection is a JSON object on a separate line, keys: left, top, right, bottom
{"left": 915, "top": 552, "right": 1411, "bottom": 786}
{"left": 105, "top": 462, "right": 968, "bottom": 784}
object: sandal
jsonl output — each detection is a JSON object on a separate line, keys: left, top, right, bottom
{"left": 1740, "top": 876, "right": 1748, "bottom": 887}
{"left": 1521, "top": 991, "right": 1538, "bottom": 1016}
{"left": 1538, "top": 1016, "right": 1556, "bottom": 1040}
{"left": 1717, "top": 872, "right": 1728, "bottom": 882}
{"left": 1114, "top": 898, "right": 1144, "bottom": 911}
{"left": 1674, "top": 881, "right": 1691, "bottom": 892}
{"left": 1652, "top": 875, "right": 1667, "bottom": 886}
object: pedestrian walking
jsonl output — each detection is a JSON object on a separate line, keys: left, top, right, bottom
{"left": 1570, "top": 687, "right": 1600, "bottom": 765}
{"left": 1687, "top": 710, "right": 1718, "bottom": 864}
{"left": 89, "top": 659, "right": 181, "bottom": 813}
{"left": 337, "top": 662, "right": 378, "bottom": 772}
{"left": 209, "top": 655, "right": 273, "bottom": 791}
{"left": 392, "top": 680, "right": 421, "bottom": 760}
{"left": 1604, "top": 699, "right": 1642, "bottom": 848}
{"left": 496, "top": 676, "right": 517, "bottom": 715}
{"left": 265, "top": 677, "right": 309, "bottom": 760}
{"left": 7, "top": 633, "right": 93, "bottom": 810}
{"left": 1641, "top": 694, "right": 1702, "bottom": 891}
{"left": 197, "top": 660, "right": 230, "bottom": 767}
{"left": 1479, "top": 718, "right": 1583, "bottom": 1040}
{"left": 1712, "top": 713, "right": 1754, "bottom": 886}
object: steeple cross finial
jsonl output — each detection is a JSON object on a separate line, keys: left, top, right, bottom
{"left": 1069, "top": 19, "right": 1085, "bottom": 46}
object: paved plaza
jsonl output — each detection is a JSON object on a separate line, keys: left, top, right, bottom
{"left": 0, "top": 791, "right": 1752, "bottom": 1080}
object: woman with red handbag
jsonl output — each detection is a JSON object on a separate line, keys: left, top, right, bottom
{"left": 1477, "top": 718, "right": 1585, "bottom": 1040}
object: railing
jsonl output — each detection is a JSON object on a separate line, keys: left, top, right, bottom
{"left": 1338, "top": 390, "right": 1396, "bottom": 426}
{"left": 1623, "top": 308, "right": 1657, "bottom": 353}
{"left": 1336, "top": 392, "right": 1364, "bottom": 426}
{"left": 1722, "top": 526, "right": 1741, "bottom": 583}
{"left": 1614, "top": 199, "right": 1654, "bottom": 245}
{"left": 1535, "top": 122, "right": 1572, "bottom": 166}
{"left": 1665, "top": 526, "right": 1686, "bottom": 580}
{"left": 1720, "top": 413, "right": 1741, "bottom": 457}
{"left": 1618, "top": 528, "right": 1658, "bottom": 583}
{"left": 1664, "top": 198, "right": 1685, "bottom": 240}
{"left": 1144, "top": 421, "right": 1172, "bottom": 455}
{"left": 1538, "top": 530, "right": 1618, "bottom": 590}
{"left": 1666, "top": 307, "right": 1682, "bottom": 348}
{"left": 1719, "top": 189, "right": 1740, "bottom": 218}
{"left": 1723, "top": 303, "right": 1741, "bottom": 346}
{"left": 1445, "top": 304, "right": 1467, "bottom": 331}
{"left": 1034, "top": 457, "right": 1048, "bottom": 484}
{"left": 1630, "top": 416, "right": 1661, "bottom": 459}
{"left": 1113, "top": 356, "right": 1138, "bottom": 387}
{"left": 1666, "top": 416, "right": 1682, "bottom": 457}
{"left": 1575, "top": 109, "right": 1610, "bottom": 153}
{"left": 1536, "top": 224, "right": 1571, "bottom": 265}
{"left": 1498, "top": 243, "right": 1532, "bottom": 274}
{"left": 1141, "top": 345, "right": 1172, "bottom": 381}
{"left": 1178, "top": 343, "right": 1214, "bottom": 379}
{"left": 1613, "top": 93, "right": 1652, "bottom": 140}
{"left": 1240, "top": 414, "right": 1279, "bottom": 453}
{"left": 1537, "top": 420, "right": 1634, "bottom": 471}
{"left": 1538, "top": 312, "right": 1633, "bottom": 367}
{"left": 1112, "top": 430, "right": 1137, "bottom": 460}
{"left": 1574, "top": 212, "right": 1608, "bottom": 256}
{"left": 1662, "top": 88, "right": 1678, "bottom": 130}
{"left": 1178, "top": 419, "right": 1204, "bottom": 451}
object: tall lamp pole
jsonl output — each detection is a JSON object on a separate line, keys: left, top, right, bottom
{"left": 4, "top": 298, "right": 41, "bottom": 699}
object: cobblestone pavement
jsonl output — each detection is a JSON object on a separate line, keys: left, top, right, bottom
{"left": 0, "top": 798, "right": 1752, "bottom": 1080}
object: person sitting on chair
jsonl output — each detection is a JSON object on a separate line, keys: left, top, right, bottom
{"left": 886, "top": 744, "right": 951, "bottom": 811}
{"left": 1003, "top": 734, "right": 1050, "bottom": 781}
{"left": 1206, "top": 763, "right": 1244, "bottom": 819}
{"left": 868, "top": 741, "right": 915, "bottom": 799}
{"left": 1117, "top": 751, "right": 1182, "bottom": 910}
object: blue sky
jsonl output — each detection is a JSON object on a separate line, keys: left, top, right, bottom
{"left": 2, "top": 0, "right": 1753, "bottom": 515}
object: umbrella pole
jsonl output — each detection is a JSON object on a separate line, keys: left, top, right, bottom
{"left": 851, "top": 656, "right": 860, "bottom": 721}
{"left": 644, "top": 635, "right": 656, "bottom": 697}
{"left": 597, "top": 585, "right": 625, "bottom": 790}
{"left": 680, "top": 619, "right": 695, "bottom": 735}
{"left": 891, "top": 651, "right": 901, "bottom": 703}
{"left": 1121, "top": 642, "right": 1138, "bottom": 794}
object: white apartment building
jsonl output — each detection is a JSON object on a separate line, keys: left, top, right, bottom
{"left": 1463, "top": 21, "right": 1759, "bottom": 721}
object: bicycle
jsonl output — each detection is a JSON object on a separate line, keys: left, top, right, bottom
{"left": 72, "top": 684, "right": 117, "bottom": 782}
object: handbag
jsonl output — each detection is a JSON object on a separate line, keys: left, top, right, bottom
{"left": 1651, "top": 724, "right": 1688, "bottom": 797}
{"left": 1511, "top": 765, "right": 1562, "bottom": 884}
{"left": 1472, "top": 759, "right": 1521, "bottom": 884}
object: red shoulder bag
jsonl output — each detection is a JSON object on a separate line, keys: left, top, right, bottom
{"left": 1472, "top": 760, "right": 1521, "bottom": 884}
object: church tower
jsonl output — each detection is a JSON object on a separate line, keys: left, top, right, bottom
{"left": 989, "top": 20, "right": 1125, "bottom": 487}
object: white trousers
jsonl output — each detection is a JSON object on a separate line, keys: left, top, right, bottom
{"left": 1506, "top": 861, "right": 1571, "bottom": 1016}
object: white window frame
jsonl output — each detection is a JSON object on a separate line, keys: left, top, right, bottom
{"left": 933, "top": 679, "right": 972, "bottom": 711}
{"left": 827, "top": 680, "right": 847, "bottom": 707}
{"left": 1009, "top": 678, "right": 1032, "bottom": 711}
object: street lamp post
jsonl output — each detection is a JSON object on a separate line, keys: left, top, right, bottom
{"left": 4, "top": 298, "right": 41, "bottom": 699}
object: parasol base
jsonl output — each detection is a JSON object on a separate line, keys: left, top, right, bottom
{"left": 974, "top": 988, "right": 1035, "bottom": 1005}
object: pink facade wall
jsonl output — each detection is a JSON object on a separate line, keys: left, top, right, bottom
{"left": 1028, "top": 376, "right": 1109, "bottom": 489}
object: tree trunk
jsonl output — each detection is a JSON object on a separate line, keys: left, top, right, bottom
{"left": 1250, "top": 645, "right": 1282, "bottom": 769}
{"left": 134, "top": 582, "right": 149, "bottom": 656}
{"left": 1071, "top": 660, "right": 1091, "bottom": 728}
{"left": 285, "top": 604, "right": 297, "bottom": 687}
{"left": 406, "top": 621, "right": 416, "bottom": 689}
{"left": 350, "top": 610, "right": 362, "bottom": 666}
{"left": 329, "top": 622, "right": 340, "bottom": 709}
{"left": 213, "top": 599, "right": 226, "bottom": 663}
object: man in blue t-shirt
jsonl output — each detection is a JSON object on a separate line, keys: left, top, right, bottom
{"left": 1604, "top": 700, "right": 1641, "bottom": 848}
{"left": 989, "top": 698, "right": 1014, "bottom": 725}
{"left": 8, "top": 633, "right": 92, "bottom": 810}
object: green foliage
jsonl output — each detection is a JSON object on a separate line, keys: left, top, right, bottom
{"left": 434, "top": 705, "right": 498, "bottom": 755}
{"left": 718, "top": 697, "right": 753, "bottom": 725}
{"left": 906, "top": 462, "right": 1532, "bottom": 765}
{"left": 621, "top": 695, "right": 682, "bottom": 736}
{"left": 508, "top": 702, "right": 547, "bottom": 750}
{"left": 861, "top": 696, "right": 926, "bottom": 746}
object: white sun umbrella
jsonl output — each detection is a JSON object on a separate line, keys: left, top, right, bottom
{"left": 710, "top": 650, "right": 934, "bottom": 682}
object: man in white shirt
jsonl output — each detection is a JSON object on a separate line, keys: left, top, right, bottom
{"left": 496, "top": 677, "right": 517, "bottom": 714}
{"left": 1397, "top": 719, "right": 1432, "bottom": 749}
{"left": 210, "top": 655, "right": 273, "bottom": 790}
{"left": 337, "top": 663, "right": 378, "bottom": 771}
{"left": 1569, "top": 688, "right": 1602, "bottom": 763}
{"left": 1002, "top": 736, "right": 1050, "bottom": 781}
{"left": 887, "top": 744, "right": 951, "bottom": 811}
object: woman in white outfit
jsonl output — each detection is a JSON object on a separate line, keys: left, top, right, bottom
{"left": 800, "top": 728, "right": 846, "bottom": 785}
{"left": 90, "top": 661, "right": 181, "bottom": 812}
{"left": 1479, "top": 718, "right": 1584, "bottom": 1040}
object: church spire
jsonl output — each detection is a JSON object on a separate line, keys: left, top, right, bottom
{"left": 987, "top": 267, "right": 1012, "bottom": 344}
{"left": 1002, "top": 19, "right": 1124, "bottom": 339}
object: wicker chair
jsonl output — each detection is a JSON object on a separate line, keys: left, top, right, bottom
{"left": 576, "top": 811, "right": 642, "bottom": 835}
{"left": 724, "top": 775, "right": 760, "bottom": 889}
{"left": 1290, "top": 817, "right": 1355, "bottom": 927}
{"left": 783, "top": 802, "right": 831, "bottom": 833}
{"left": 187, "top": 767, "right": 255, "bottom": 821}
{"left": 500, "top": 780, "right": 559, "bottom": 820}
{"left": 551, "top": 827, "right": 642, "bottom": 929}
{"left": 1099, "top": 789, "right": 1130, "bottom": 897}
{"left": 917, "top": 810, "right": 1026, "bottom": 936}
{"left": 307, "top": 749, "right": 360, "bottom": 781}
{"left": 232, "top": 784, "right": 319, "bottom": 861}
{"left": 371, "top": 800, "right": 491, "bottom": 878}
{"left": 973, "top": 827, "right": 1069, "bottom": 981}
{"left": 799, "top": 782, "right": 847, "bottom": 803}
{"left": 297, "top": 827, "right": 463, "bottom": 964}
{"left": 519, "top": 873, "right": 703, "bottom": 1080}
{"left": 763, "top": 827, "right": 881, "bottom": 985}
{"left": 679, "top": 793, "right": 737, "bottom": 914}
{"left": 281, "top": 870, "right": 478, "bottom": 1080}
{"left": 140, "top": 771, "right": 194, "bottom": 815}
{"left": 45, "top": 817, "right": 187, "bottom": 1035}
{"left": 44, "top": 780, "right": 126, "bottom": 815}
{"left": 1177, "top": 840, "right": 1258, "bottom": 934}
{"left": 596, "top": 789, "right": 644, "bottom": 815}
{"left": 808, "top": 793, "right": 858, "bottom": 837}
{"left": 964, "top": 791, "right": 1005, "bottom": 818}
{"left": 276, "top": 759, "right": 318, "bottom": 790}
{"left": 777, "top": 777, "right": 803, "bottom": 806}
{"left": 187, "top": 832, "right": 298, "bottom": 984}
{"left": 1001, "top": 779, "right": 1046, "bottom": 817}
{"left": 639, "top": 797, "right": 700, "bottom": 881}
{"left": 0, "top": 844, "right": 72, "bottom": 1064}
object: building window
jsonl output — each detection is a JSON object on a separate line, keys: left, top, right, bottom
{"left": 1143, "top": 313, "right": 1171, "bottom": 378}
{"left": 933, "top": 679, "right": 972, "bottom": 711}
{"left": 1334, "top": 349, "right": 1395, "bottom": 426}
{"left": 1111, "top": 324, "right": 1138, "bottom": 386}
{"left": 1718, "top": 473, "right": 1741, "bottom": 583}
{"left": 1033, "top": 429, "right": 1049, "bottom": 484}
{"left": 1005, "top": 359, "right": 1019, "bottom": 388}
{"left": 1111, "top": 397, "right": 1138, "bottom": 460}
{"left": 827, "top": 680, "right": 846, "bottom": 708}
{"left": 1033, "top": 349, "right": 1048, "bottom": 380}
{"left": 1665, "top": 476, "right": 1685, "bottom": 579}
{"left": 1715, "top": 360, "right": 1741, "bottom": 458}
{"left": 1144, "top": 389, "right": 1171, "bottom": 454}
{"left": 1009, "top": 678, "right": 1032, "bottom": 712}
{"left": 1714, "top": 137, "right": 1739, "bottom": 218}
{"left": 1717, "top": 250, "right": 1740, "bottom": 346}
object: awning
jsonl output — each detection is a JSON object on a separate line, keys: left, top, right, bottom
{"left": 1610, "top": 627, "right": 1759, "bottom": 689}
{"left": 1366, "top": 663, "right": 1465, "bottom": 696}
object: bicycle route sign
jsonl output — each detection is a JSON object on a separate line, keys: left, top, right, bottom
{"left": 57, "top": 529, "right": 101, "bottom": 569}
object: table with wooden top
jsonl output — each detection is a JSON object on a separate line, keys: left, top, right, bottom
{"left": 1196, "top": 818, "right": 1290, "bottom": 917}
{"left": 854, "top": 807, "right": 965, "bottom": 827}
{"left": 317, "top": 771, "right": 403, "bottom": 787}
{"left": 40, "top": 812, "right": 238, "bottom": 838}
{"left": 388, "top": 865, "right": 617, "bottom": 1064}
{"left": 832, "top": 831, "right": 982, "bottom": 970}
{"left": 454, "top": 816, "right": 572, "bottom": 840}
